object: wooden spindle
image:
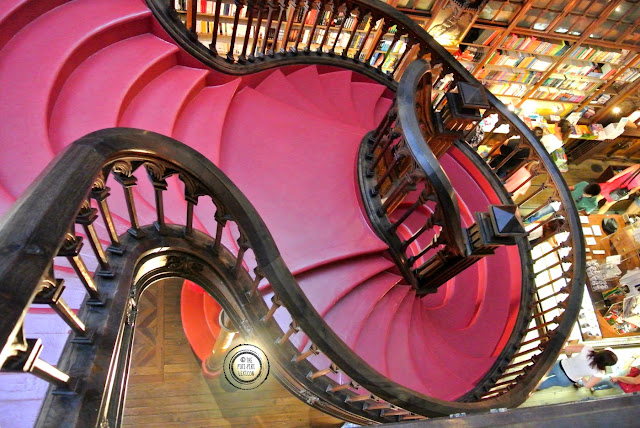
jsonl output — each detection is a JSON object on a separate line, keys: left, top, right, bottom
{"left": 525, "top": 315, "right": 561, "bottom": 333}
{"left": 233, "top": 233, "right": 250, "bottom": 275}
{"left": 262, "top": 294, "right": 281, "bottom": 322}
{"left": 34, "top": 279, "right": 88, "bottom": 339}
{"left": 240, "top": 0, "right": 257, "bottom": 61}
{"left": 276, "top": 320, "right": 300, "bottom": 344}
{"left": 150, "top": 177, "right": 168, "bottom": 235}
{"left": 113, "top": 171, "right": 144, "bottom": 239}
{"left": 186, "top": 0, "right": 197, "bottom": 33}
{"left": 293, "top": 344, "right": 319, "bottom": 362}
{"left": 305, "top": 1, "right": 325, "bottom": 52}
{"left": 293, "top": 0, "right": 310, "bottom": 51}
{"left": 307, "top": 363, "right": 338, "bottom": 380}
{"left": 354, "top": 14, "right": 374, "bottom": 60}
{"left": 212, "top": 208, "right": 231, "bottom": 254}
{"left": 58, "top": 234, "right": 101, "bottom": 305}
{"left": 260, "top": 0, "right": 277, "bottom": 55}
{"left": 227, "top": 0, "right": 247, "bottom": 62}
{"left": 391, "top": 38, "right": 412, "bottom": 75}
{"left": 91, "top": 185, "right": 121, "bottom": 254}
{"left": 250, "top": 0, "right": 265, "bottom": 58}
{"left": 329, "top": 5, "right": 349, "bottom": 54}
{"left": 281, "top": 0, "right": 299, "bottom": 52}
{"left": 76, "top": 201, "right": 111, "bottom": 276}
{"left": 210, "top": 0, "right": 223, "bottom": 53}
{"left": 389, "top": 194, "right": 425, "bottom": 232}
{"left": 341, "top": 10, "right": 359, "bottom": 57}
{"left": 317, "top": 1, "right": 336, "bottom": 53}
{"left": 270, "top": 0, "right": 288, "bottom": 54}
{"left": 378, "top": 31, "right": 401, "bottom": 70}
{"left": 364, "top": 21, "right": 389, "bottom": 64}
{"left": 248, "top": 267, "right": 265, "bottom": 296}
{"left": 345, "top": 394, "right": 374, "bottom": 403}
{"left": 326, "top": 380, "right": 358, "bottom": 393}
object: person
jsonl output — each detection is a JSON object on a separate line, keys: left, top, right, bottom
{"left": 570, "top": 181, "right": 601, "bottom": 214}
{"left": 592, "top": 366, "right": 640, "bottom": 393}
{"left": 537, "top": 344, "right": 618, "bottom": 390}
{"left": 489, "top": 127, "right": 541, "bottom": 179}
{"left": 540, "top": 119, "right": 571, "bottom": 154}
{"left": 524, "top": 181, "right": 601, "bottom": 224}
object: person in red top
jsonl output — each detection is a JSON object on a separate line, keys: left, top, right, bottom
{"left": 592, "top": 366, "right": 640, "bottom": 393}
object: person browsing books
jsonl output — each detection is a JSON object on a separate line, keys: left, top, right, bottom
{"left": 540, "top": 119, "right": 571, "bottom": 154}
{"left": 537, "top": 344, "right": 618, "bottom": 390}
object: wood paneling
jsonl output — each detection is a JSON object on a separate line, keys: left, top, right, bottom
{"left": 122, "top": 280, "right": 343, "bottom": 427}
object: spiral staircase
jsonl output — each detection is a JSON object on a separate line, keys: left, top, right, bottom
{"left": 0, "top": 0, "right": 595, "bottom": 426}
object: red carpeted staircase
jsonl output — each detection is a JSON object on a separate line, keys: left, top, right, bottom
{"left": 0, "top": 0, "right": 524, "bottom": 424}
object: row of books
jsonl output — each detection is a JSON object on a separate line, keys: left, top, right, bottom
{"left": 529, "top": 87, "right": 587, "bottom": 103}
{"left": 485, "top": 51, "right": 553, "bottom": 72}
{"left": 476, "top": 69, "right": 541, "bottom": 84}
{"left": 539, "top": 77, "right": 599, "bottom": 92}
{"left": 455, "top": 46, "right": 484, "bottom": 62}
{"left": 500, "top": 35, "right": 570, "bottom": 56}
{"left": 569, "top": 46, "right": 628, "bottom": 65}
{"left": 369, "top": 52, "right": 398, "bottom": 70}
{"left": 618, "top": 67, "right": 640, "bottom": 83}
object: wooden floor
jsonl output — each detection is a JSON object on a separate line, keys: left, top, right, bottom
{"left": 122, "top": 280, "right": 343, "bottom": 428}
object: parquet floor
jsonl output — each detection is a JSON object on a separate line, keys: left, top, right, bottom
{"left": 122, "top": 279, "right": 343, "bottom": 427}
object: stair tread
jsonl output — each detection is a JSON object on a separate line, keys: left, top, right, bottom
{"left": 351, "top": 81, "right": 386, "bottom": 129}
{"left": 323, "top": 271, "right": 400, "bottom": 350}
{"left": 373, "top": 96, "right": 393, "bottom": 125}
{"left": 49, "top": 34, "right": 179, "bottom": 151}
{"left": 0, "top": 0, "right": 67, "bottom": 51}
{"left": 354, "top": 287, "right": 411, "bottom": 376}
{"left": 317, "top": 70, "right": 360, "bottom": 125}
{"left": 220, "top": 86, "right": 388, "bottom": 274}
{"left": 0, "top": 0, "right": 150, "bottom": 197}
{"left": 284, "top": 66, "right": 343, "bottom": 123}
{"left": 119, "top": 65, "right": 209, "bottom": 135}
{"left": 255, "top": 69, "right": 328, "bottom": 119}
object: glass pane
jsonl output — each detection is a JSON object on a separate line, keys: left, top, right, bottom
{"left": 623, "top": 2, "right": 640, "bottom": 23}
{"left": 495, "top": 4, "right": 520, "bottom": 23}
{"left": 517, "top": 10, "right": 541, "bottom": 28}
{"left": 479, "top": 1, "right": 503, "bottom": 20}
{"left": 602, "top": 23, "right": 626, "bottom": 42}
{"left": 585, "top": 0, "right": 610, "bottom": 18}
{"left": 590, "top": 21, "right": 614, "bottom": 40}
{"left": 415, "top": 0, "right": 435, "bottom": 11}
{"left": 532, "top": 11, "right": 557, "bottom": 31}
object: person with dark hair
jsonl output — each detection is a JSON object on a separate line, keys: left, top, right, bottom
{"left": 538, "top": 344, "right": 618, "bottom": 390}
{"left": 525, "top": 181, "right": 601, "bottom": 224}
{"left": 489, "top": 126, "right": 542, "bottom": 179}
{"left": 570, "top": 181, "right": 601, "bottom": 214}
{"left": 540, "top": 119, "right": 572, "bottom": 153}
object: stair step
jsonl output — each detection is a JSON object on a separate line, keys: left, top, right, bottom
{"left": 219, "top": 86, "right": 387, "bottom": 274}
{"left": 119, "top": 66, "right": 209, "bottom": 136}
{"left": 351, "top": 81, "right": 387, "bottom": 129}
{"left": 373, "top": 96, "right": 393, "bottom": 126}
{"left": 49, "top": 34, "right": 179, "bottom": 151}
{"left": 255, "top": 69, "right": 328, "bottom": 119}
{"left": 323, "top": 271, "right": 400, "bottom": 350}
{"left": 0, "top": 0, "right": 67, "bottom": 51}
{"left": 0, "top": 0, "right": 150, "bottom": 198}
{"left": 317, "top": 70, "right": 360, "bottom": 126}
{"left": 354, "top": 287, "right": 411, "bottom": 376}
{"left": 173, "top": 79, "right": 241, "bottom": 164}
{"left": 284, "top": 66, "right": 340, "bottom": 122}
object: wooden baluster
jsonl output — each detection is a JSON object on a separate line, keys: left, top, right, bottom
{"left": 145, "top": 165, "right": 169, "bottom": 235}
{"left": 307, "top": 363, "right": 338, "bottom": 380}
{"left": 262, "top": 295, "right": 281, "bottom": 322}
{"left": 260, "top": 0, "right": 277, "bottom": 55}
{"left": 522, "top": 198, "right": 553, "bottom": 222}
{"left": 345, "top": 394, "right": 374, "bottom": 403}
{"left": 34, "top": 278, "right": 89, "bottom": 341}
{"left": 391, "top": 37, "right": 414, "bottom": 76}
{"left": 58, "top": 233, "right": 102, "bottom": 305}
{"left": 91, "top": 177, "right": 122, "bottom": 254}
{"left": 227, "top": 0, "right": 247, "bottom": 62}
{"left": 326, "top": 380, "right": 358, "bottom": 393}
{"left": 364, "top": 401, "right": 391, "bottom": 410}
{"left": 281, "top": 0, "right": 299, "bottom": 53}
{"left": 517, "top": 184, "right": 548, "bottom": 208}
{"left": 292, "top": 0, "right": 310, "bottom": 52}
{"left": 533, "top": 243, "right": 569, "bottom": 261}
{"left": 533, "top": 286, "right": 571, "bottom": 306}
{"left": 184, "top": 196, "right": 196, "bottom": 237}
{"left": 248, "top": 266, "right": 265, "bottom": 296}
{"left": 186, "top": 0, "right": 197, "bottom": 34}
{"left": 76, "top": 201, "right": 112, "bottom": 277}
{"left": 534, "top": 273, "right": 572, "bottom": 290}
{"left": 378, "top": 30, "right": 401, "bottom": 71}
{"left": 270, "top": 0, "right": 288, "bottom": 55}
{"left": 329, "top": 4, "right": 349, "bottom": 54}
{"left": 305, "top": 1, "right": 324, "bottom": 52}
{"left": 341, "top": 8, "right": 360, "bottom": 58}
{"left": 113, "top": 163, "right": 144, "bottom": 239}
{"left": 210, "top": 0, "right": 223, "bottom": 53}
{"left": 378, "top": 174, "right": 413, "bottom": 216}
{"left": 370, "top": 129, "right": 400, "bottom": 171}
{"left": 368, "top": 101, "right": 397, "bottom": 149}
{"left": 389, "top": 192, "right": 425, "bottom": 232}
{"left": 364, "top": 20, "right": 389, "bottom": 64}
{"left": 410, "top": 230, "right": 441, "bottom": 266}
{"left": 317, "top": 1, "right": 336, "bottom": 53}
{"left": 293, "top": 344, "right": 319, "bottom": 362}
{"left": 3, "top": 336, "right": 73, "bottom": 389}
{"left": 276, "top": 320, "right": 300, "bottom": 344}
{"left": 354, "top": 14, "right": 375, "bottom": 61}
{"left": 233, "top": 232, "right": 250, "bottom": 275}
{"left": 240, "top": 0, "right": 257, "bottom": 62}
{"left": 249, "top": 0, "right": 265, "bottom": 59}
{"left": 211, "top": 207, "right": 231, "bottom": 254}
{"left": 401, "top": 214, "right": 434, "bottom": 250}
{"left": 372, "top": 147, "right": 408, "bottom": 193}
{"left": 525, "top": 315, "right": 561, "bottom": 332}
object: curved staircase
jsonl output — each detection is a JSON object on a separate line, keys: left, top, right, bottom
{"left": 0, "top": 0, "right": 585, "bottom": 426}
